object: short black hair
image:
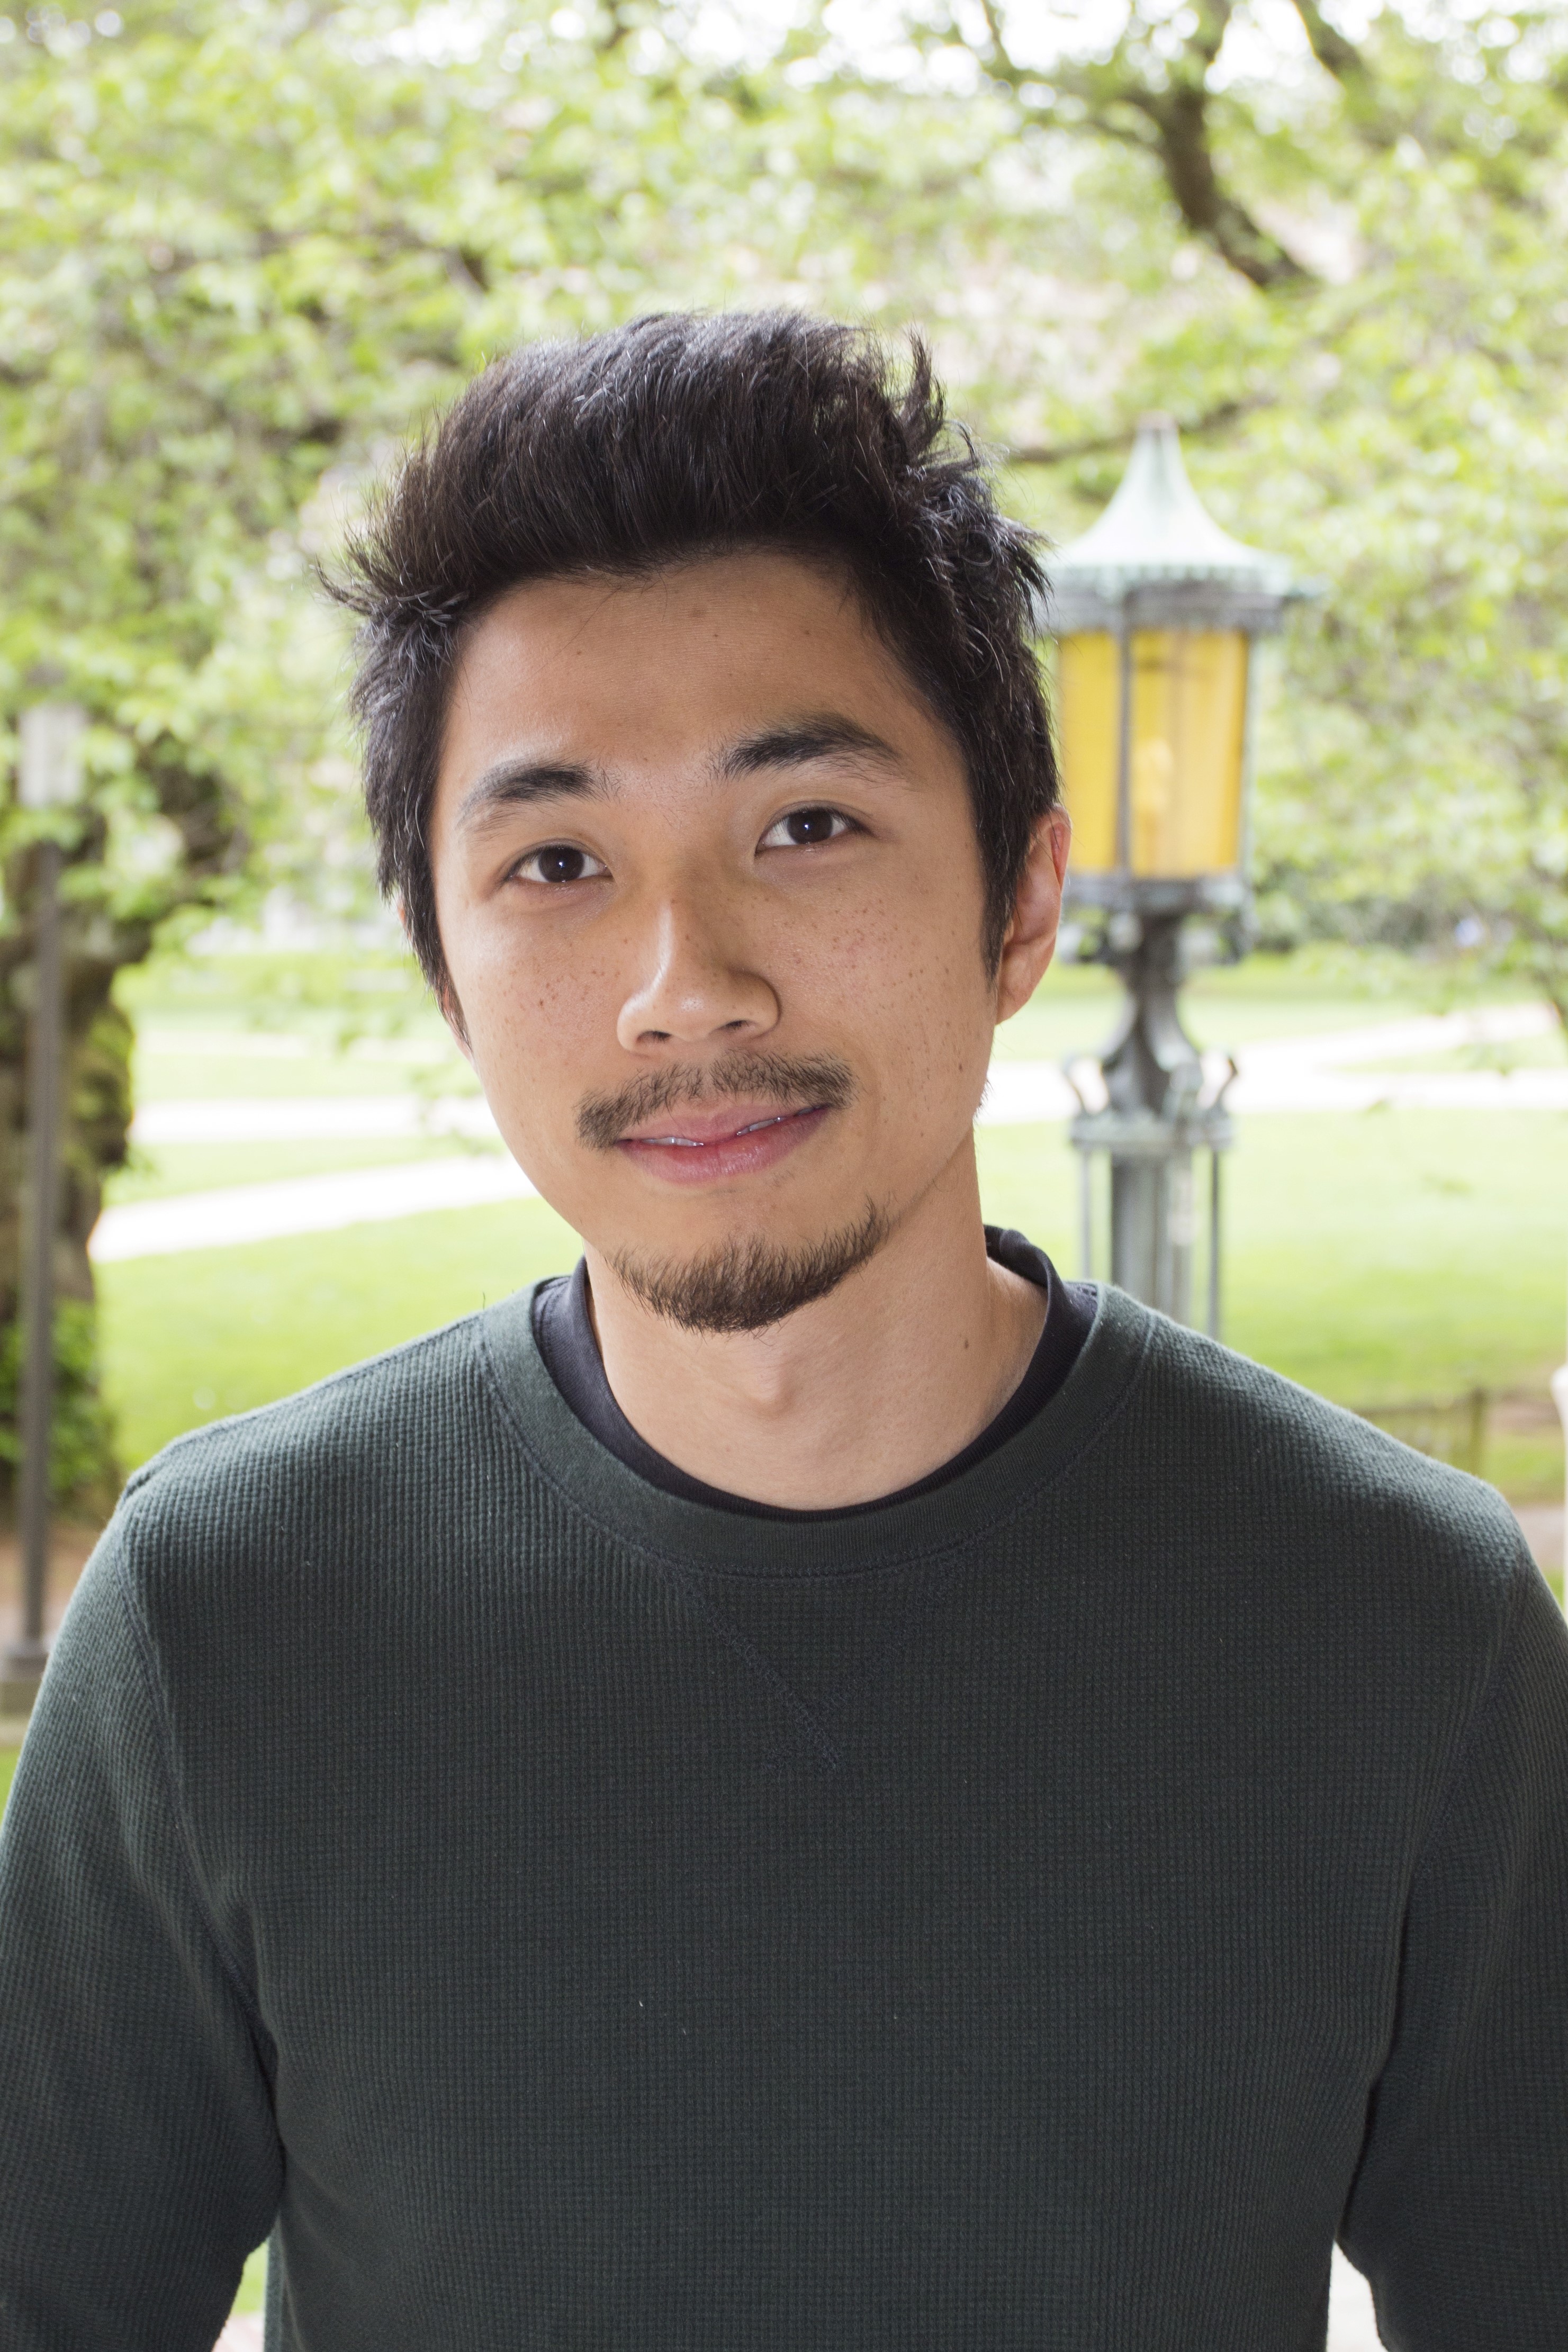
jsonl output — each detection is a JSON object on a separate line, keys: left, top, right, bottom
{"left": 331, "top": 311, "right": 1057, "bottom": 995}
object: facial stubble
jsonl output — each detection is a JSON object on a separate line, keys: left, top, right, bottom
{"left": 579, "top": 1052, "right": 895, "bottom": 1336}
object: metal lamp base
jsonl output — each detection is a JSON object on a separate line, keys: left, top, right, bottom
{"left": 1066, "top": 904, "right": 1237, "bottom": 1335}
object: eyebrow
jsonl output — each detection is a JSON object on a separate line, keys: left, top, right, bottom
{"left": 453, "top": 713, "right": 902, "bottom": 833}
{"left": 454, "top": 758, "right": 601, "bottom": 833}
{"left": 714, "top": 716, "right": 903, "bottom": 780}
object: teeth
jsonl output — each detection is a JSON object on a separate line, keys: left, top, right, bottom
{"left": 641, "top": 1113, "right": 795, "bottom": 1145}
{"left": 633, "top": 1107, "right": 814, "bottom": 1146}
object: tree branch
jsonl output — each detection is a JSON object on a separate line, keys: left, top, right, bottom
{"left": 1288, "top": 0, "right": 1396, "bottom": 148}
{"left": 962, "top": 1, "right": 1310, "bottom": 289}
{"left": 1132, "top": 82, "right": 1309, "bottom": 287}
{"left": 1289, "top": 0, "right": 1371, "bottom": 92}
{"left": 1004, "top": 396, "right": 1271, "bottom": 467}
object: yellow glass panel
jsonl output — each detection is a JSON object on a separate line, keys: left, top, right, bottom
{"left": 1129, "top": 630, "right": 1249, "bottom": 877}
{"left": 1055, "top": 628, "right": 1248, "bottom": 878}
{"left": 1055, "top": 632, "right": 1119, "bottom": 872}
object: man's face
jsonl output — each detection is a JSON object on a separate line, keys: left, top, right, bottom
{"left": 430, "top": 551, "right": 1056, "bottom": 1329}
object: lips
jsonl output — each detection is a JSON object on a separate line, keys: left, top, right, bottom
{"left": 615, "top": 1102, "right": 831, "bottom": 1185}
{"left": 619, "top": 1102, "right": 821, "bottom": 1148}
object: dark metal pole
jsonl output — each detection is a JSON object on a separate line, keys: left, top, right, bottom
{"left": 4, "top": 700, "right": 82, "bottom": 1711}
{"left": 1068, "top": 906, "right": 1233, "bottom": 1329}
{"left": 1103, "top": 911, "right": 1202, "bottom": 1323}
{"left": 10, "top": 839, "right": 64, "bottom": 1687}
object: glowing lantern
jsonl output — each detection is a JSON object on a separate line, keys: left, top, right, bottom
{"left": 1047, "top": 414, "right": 1297, "bottom": 909}
{"left": 1040, "top": 418, "right": 1307, "bottom": 1330}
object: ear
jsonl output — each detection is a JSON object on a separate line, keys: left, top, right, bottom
{"left": 994, "top": 804, "right": 1071, "bottom": 1024}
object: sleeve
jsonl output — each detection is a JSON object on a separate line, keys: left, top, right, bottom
{"left": 1340, "top": 1553, "right": 1568, "bottom": 2350}
{"left": 0, "top": 1520, "right": 283, "bottom": 2351}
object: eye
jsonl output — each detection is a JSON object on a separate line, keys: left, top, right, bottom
{"left": 758, "top": 806, "right": 857, "bottom": 851}
{"left": 511, "top": 843, "right": 608, "bottom": 886}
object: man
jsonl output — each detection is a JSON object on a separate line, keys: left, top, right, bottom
{"left": 2, "top": 313, "right": 1565, "bottom": 2351}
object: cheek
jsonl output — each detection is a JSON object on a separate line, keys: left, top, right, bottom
{"left": 447, "top": 907, "right": 613, "bottom": 1086}
{"left": 791, "top": 863, "right": 989, "bottom": 1045}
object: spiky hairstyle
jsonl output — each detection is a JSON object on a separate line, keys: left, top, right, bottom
{"left": 330, "top": 311, "right": 1057, "bottom": 990}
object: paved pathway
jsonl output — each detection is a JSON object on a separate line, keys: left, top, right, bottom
{"left": 134, "top": 1094, "right": 497, "bottom": 1142}
{"left": 92, "top": 1153, "right": 535, "bottom": 1261}
{"left": 1002, "top": 1001, "right": 1565, "bottom": 1121}
{"left": 97, "top": 1005, "right": 1565, "bottom": 1264}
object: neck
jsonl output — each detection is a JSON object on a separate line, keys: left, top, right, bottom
{"left": 581, "top": 1141, "right": 1047, "bottom": 1508}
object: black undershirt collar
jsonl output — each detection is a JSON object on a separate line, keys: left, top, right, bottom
{"left": 531, "top": 1227, "right": 1095, "bottom": 1523}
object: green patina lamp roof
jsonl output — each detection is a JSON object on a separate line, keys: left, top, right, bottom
{"left": 1050, "top": 415, "right": 1296, "bottom": 602}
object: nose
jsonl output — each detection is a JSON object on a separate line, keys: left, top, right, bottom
{"left": 615, "top": 894, "right": 780, "bottom": 1056}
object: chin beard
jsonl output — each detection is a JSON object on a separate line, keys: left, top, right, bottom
{"left": 606, "top": 1198, "right": 893, "bottom": 1336}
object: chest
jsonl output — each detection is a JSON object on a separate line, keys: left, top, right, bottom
{"left": 230, "top": 1569, "right": 1400, "bottom": 2349}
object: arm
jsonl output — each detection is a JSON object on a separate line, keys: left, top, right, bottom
{"left": 0, "top": 1523, "right": 282, "bottom": 2351}
{"left": 1342, "top": 1554, "right": 1568, "bottom": 2349}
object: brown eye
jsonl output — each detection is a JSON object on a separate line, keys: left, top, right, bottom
{"left": 515, "top": 844, "right": 607, "bottom": 885}
{"left": 761, "top": 807, "right": 853, "bottom": 850}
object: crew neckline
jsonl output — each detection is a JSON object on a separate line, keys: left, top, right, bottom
{"left": 530, "top": 1228, "right": 1096, "bottom": 1524}
{"left": 474, "top": 1264, "right": 1155, "bottom": 1581}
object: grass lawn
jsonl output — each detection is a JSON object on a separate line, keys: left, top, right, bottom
{"left": 98, "top": 1106, "right": 1566, "bottom": 1498}
{"left": 111, "top": 1135, "right": 501, "bottom": 1204}
{"left": 979, "top": 1111, "right": 1567, "bottom": 1498}
{"left": 100, "top": 1194, "right": 583, "bottom": 1462}
{"left": 86, "top": 938, "right": 1568, "bottom": 1500}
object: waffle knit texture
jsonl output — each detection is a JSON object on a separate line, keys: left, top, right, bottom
{"left": 2, "top": 1278, "right": 1566, "bottom": 2350}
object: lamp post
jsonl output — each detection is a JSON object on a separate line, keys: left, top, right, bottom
{"left": 1044, "top": 416, "right": 1303, "bottom": 1329}
{"left": 2, "top": 701, "right": 85, "bottom": 1712}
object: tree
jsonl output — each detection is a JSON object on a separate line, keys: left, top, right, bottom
{"left": 7, "top": 0, "right": 1567, "bottom": 1500}
{"left": 0, "top": 0, "right": 871, "bottom": 1497}
{"left": 822, "top": 1, "right": 1568, "bottom": 1017}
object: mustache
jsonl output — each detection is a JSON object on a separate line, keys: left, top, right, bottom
{"left": 576, "top": 1053, "right": 856, "bottom": 1151}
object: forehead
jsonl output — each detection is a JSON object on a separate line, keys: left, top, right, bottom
{"left": 436, "top": 549, "right": 953, "bottom": 795}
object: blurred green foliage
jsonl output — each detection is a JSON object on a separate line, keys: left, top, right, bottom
{"left": 2, "top": 0, "right": 1566, "bottom": 1476}
{"left": 896, "top": 0, "right": 1568, "bottom": 1013}
{"left": 0, "top": 1297, "right": 115, "bottom": 1508}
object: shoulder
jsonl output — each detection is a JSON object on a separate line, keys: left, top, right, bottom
{"left": 1114, "top": 1296, "right": 1529, "bottom": 1634}
{"left": 123, "top": 1311, "right": 490, "bottom": 1508}
{"left": 107, "top": 1301, "right": 539, "bottom": 1613}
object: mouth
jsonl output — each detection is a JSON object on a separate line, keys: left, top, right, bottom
{"left": 615, "top": 1102, "right": 832, "bottom": 1185}
{"left": 623, "top": 1102, "right": 821, "bottom": 1147}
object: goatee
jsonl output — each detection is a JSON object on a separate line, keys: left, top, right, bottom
{"left": 607, "top": 1198, "right": 891, "bottom": 1335}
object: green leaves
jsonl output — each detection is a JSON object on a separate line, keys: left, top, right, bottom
{"left": 0, "top": 0, "right": 815, "bottom": 931}
{"left": 3, "top": 0, "right": 1565, "bottom": 1016}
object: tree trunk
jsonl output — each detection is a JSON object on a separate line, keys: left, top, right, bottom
{"left": 1, "top": 832, "right": 149, "bottom": 1511}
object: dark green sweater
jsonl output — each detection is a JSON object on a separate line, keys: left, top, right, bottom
{"left": 3, "top": 1280, "right": 1567, "bottom": 2350}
